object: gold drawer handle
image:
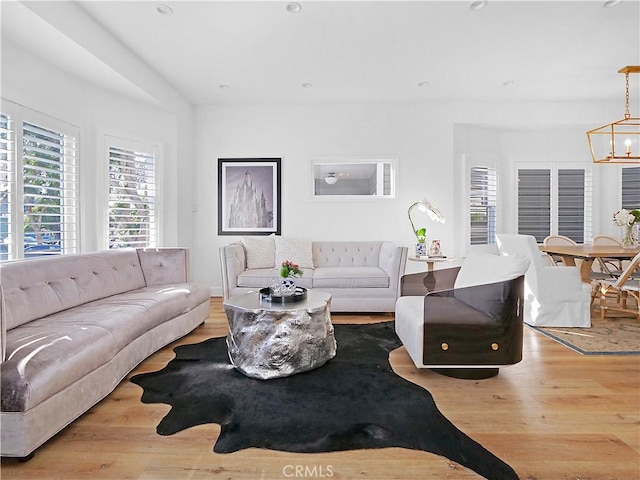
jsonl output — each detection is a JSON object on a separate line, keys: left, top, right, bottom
{"left": 441, "top": 342, "right": 449, "bottom": 351}
{"left": 491, "top": 343, "right": 499, "bottom": 351}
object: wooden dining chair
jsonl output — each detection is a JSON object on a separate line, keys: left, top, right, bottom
{"left": 596, "top": 252, "right": 640, "bottom": 321}
{"left": 592, "top": 235, "right": 624, "bottom": 277}
{"left": 543, "top": 235, "right": 579, "bottom": 266}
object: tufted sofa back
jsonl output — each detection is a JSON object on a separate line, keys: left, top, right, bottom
{"left": 312, "top": 241, "right": 383, "bottom": 268}
{"left": 0, "top": 249, "right": 147, "bottom": 330}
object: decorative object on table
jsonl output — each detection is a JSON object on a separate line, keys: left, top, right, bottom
{"left": 429, "top": 239, "right": 442, "bottom": 257}
{"left": 613, "top": 208, "right": 640, "bottom": 248}
{"left": 218, "top": 158, "right": 281, "bottom": 235}
{"left": 415, "top": 228, "right": 427, "bottom": 256}
{"left": 259, "top": 286, "right": 308, "bottom": 304}
{"left": 273, "top": 259, "right": 302, "bottom": 296}
{"left": 407, "top": 200, "right": 445, "bottom": 257}
{"left": 131, "top": 321, "right": 518, "bottom": 480}
{"left": 586, "top": 65, "right": 640, "bottom": 164}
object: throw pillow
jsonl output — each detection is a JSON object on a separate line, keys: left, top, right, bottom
{"left": 454, "top": 252, "right": 529, "bottom": 289}
{"left": 242, "top": 235, "right": 275, "bottom": 269}
{"left": 274, "top": 237, "right": 314, "bottom": 269}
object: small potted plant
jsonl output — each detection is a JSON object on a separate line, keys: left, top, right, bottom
{"left": 279, "top": 260, "right": 302, "bottom": 295}
{"left": 414, "top": 227, "right": 427, "bottom": 256}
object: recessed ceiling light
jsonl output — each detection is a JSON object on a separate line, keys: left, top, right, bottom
{"left": 156, "top": 4, "right": 173, "bottom": 15}
{"left": 602, "top": 0, "right": 622, "bottom": 7}
{"left": 286, "top": 2, "right": 302, "bottom": 14}
{"left": 417, "top": 81, "right": 429, "bottom": 88}
{"left": 302, "top": 83, "right": 313, "bottom": 88}
{"left": 469, "top": 1, "right": 488, "bottom": 10}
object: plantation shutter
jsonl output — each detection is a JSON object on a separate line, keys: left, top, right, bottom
{"left": 621, "top": 167, "right": 640, "bottom": 210}
{"left": 558, "top": 169, "right": 591, "bottom": 243}
{"left": 518, "top": 169, "right": 551, "bottom": 243}
{"left": 469, "top": 166, "right": 497, "bottom": 245}
{"left": 22, "top": 121, "right": 78, "bottom": 257}
{"left": 517, "top": 167, "right": 591, "bottom": 244}
{"left": 0, "top": 113, "right": 13, "bottom": 261}
{"left": 108, "top": 145, "right": 156, "bottom": 248}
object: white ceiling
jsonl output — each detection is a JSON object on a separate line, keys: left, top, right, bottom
{"left": 2, "top": 0, "right": 640, "bottom": 107}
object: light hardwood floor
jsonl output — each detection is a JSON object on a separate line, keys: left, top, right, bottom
{"left": 2, "top": 298, "right": 639, "bottom": 480}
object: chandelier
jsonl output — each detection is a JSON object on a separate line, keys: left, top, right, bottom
{"left": 586, "top": 66, "right": 640, "bottom": 164}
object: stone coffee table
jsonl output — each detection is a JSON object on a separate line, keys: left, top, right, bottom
{"left": 222, "top": 289, "right": 336, "bottom": 380}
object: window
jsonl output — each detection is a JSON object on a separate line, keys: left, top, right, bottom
{"left": 0, "top": 114, "right": 12, "bottom": 261}
{"left": 621, "top": 166, "right": 640, "bottom": 210}
{"left": 469, "top": 166, "right": 497, "bottom": 245}
{"left": 108, "top": 144, "right": 157, "bottom": 248}
{"left": 517, "top": 169, "right": 551, "bottom": 242}
{"left": 23, "top": 122, "right": 79, "bottom": 257}
{"left": 517, "top": 166, "right": 592, "bottom": 243}
{"left": 0, "top": 105, "right": 78, "bottom": 261}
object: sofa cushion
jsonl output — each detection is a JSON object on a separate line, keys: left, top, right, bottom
{"left": 312, "top": 267, "right": 389, "bottom": 288}
{"left": 312, "top": 241, "right": 382, "bottom": 268}
{"left": 1, "top": 250, "right": 147, "bottom": 329}
{"left": 237, "top": 268, "right": 314, "bottom": 289}
{"left": 454, "top": 252, "right": 529, "bottom": 289}
{"left": 0, "top": 282, "right": 210, "bottom": 412}
{"left": 275, "top": 237, "right": 314, "bottom": 269}
{"left": 242, "top": 235, "right": 275, "bottom": 269}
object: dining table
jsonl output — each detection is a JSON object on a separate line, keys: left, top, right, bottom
{"left": 539, "top": 244, "right": 640, "bottom": 283}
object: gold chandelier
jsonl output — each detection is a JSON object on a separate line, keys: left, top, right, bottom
{"left": 586, "top": 66, "right": 640, "bottom": 164}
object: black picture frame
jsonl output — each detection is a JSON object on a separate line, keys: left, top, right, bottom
{"left": 218, "top": 158, "right": 281, "bottom": 236}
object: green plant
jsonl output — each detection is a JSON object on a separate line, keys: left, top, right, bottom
{"left": 415, "top": 228, "right": 426, "bottom": 243}
{"left": 280, "top": 260, "right": 303, "bottom": 278}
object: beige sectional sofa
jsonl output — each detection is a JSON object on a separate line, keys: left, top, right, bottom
{"left": 220, "top": 237, "right": 407, "bottom": 312}
{"left": 0, "top": 248, "right": 210, "bottom": 458}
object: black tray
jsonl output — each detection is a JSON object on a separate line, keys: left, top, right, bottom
{"left": 259, "top": 287, "right": 308, "bottom": 304}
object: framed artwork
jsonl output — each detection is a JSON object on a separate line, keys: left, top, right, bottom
{"left": 218, "top": 158, "right": 281, "bottom": 236}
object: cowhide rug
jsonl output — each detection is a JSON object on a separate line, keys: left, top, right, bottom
{"left": 131, "top": 321, "right": 518, "bottom": 480}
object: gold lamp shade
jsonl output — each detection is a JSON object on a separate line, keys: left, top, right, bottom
{"left": 587, "top": 66, "right": 640, "bottom": 164}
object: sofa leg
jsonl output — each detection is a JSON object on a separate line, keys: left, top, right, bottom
{"left": 430, "top": 367, "right": 499, "bottom": 380}
{"left": 17, "top": 452, "right": 35, "bottom": 462}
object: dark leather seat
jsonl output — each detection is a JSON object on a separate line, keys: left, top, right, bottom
{"left": 395, "top": 252, "right": 528, "bottom": 379}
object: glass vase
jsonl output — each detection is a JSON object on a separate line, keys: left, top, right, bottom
{"left": 621, "top": 224, "right": 639, "bottom": 249}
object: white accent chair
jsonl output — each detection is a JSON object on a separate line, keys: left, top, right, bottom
{"left": 496, "top": 234, "right": 591, "bottom": 327}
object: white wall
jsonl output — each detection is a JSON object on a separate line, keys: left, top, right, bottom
{"left": 195, "top": 100, "right": 624, "bottom": 295}
{"left": 1, "top": 40, "right": 192, "bottom": 252}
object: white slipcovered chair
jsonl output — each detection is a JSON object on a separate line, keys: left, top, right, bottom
{"left": 496, "top": 234, "right": 592, "bottom": 327}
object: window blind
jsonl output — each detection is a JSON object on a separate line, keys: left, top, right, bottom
{"left": 517, "top": 169, "right": 551, "bottom": 243}
{"left": 558, "top": 169, "right": 591, "bottom": 243}
{"left": 621, "top": 166, "right": 640, "bottom": 210}
{"left": 517, "top": 167, "right": 591, "bottom": 244}
{"left": 22, "top": 121, "right": 78, "bottom": 257}
{"left": 0, "top": 113, "right": 13, "bottom": 261}
{"left": 108, "top": 146, "right": 156, "bottom": 248}
{"left": 470, "top": 166, "right": 497, "bottom": 245}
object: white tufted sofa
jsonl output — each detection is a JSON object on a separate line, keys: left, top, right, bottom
{"left": 220, "top": 240, "right": 407, "bottom": 312}
{"left": 0, "top": 248, "right": 210, "bottom": 458}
